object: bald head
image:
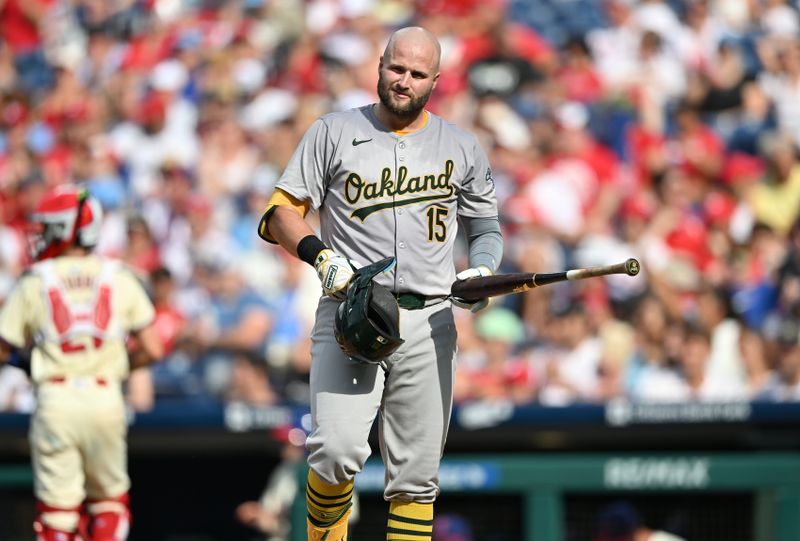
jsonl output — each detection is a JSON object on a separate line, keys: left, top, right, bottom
{"left": 376, "top": 26, "right": 441, "bottom": 126}
{"left": 382, "top": 26, "right": 441, "bottom": 74}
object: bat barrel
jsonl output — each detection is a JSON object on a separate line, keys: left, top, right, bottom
{"left": 565, "top": 259, "right": 641, "bottom": 281}
{"left": 450, "top": 259, "right": 640, "bottom": 302}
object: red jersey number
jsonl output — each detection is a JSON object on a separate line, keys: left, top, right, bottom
{"left": 47, "top": 286, "right": 111, "bottom": 354}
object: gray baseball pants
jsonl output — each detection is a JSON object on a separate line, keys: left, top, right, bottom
{"left": 305, "top": 297, "right": 457, "bottom": 503}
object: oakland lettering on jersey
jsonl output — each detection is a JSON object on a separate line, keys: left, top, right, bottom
{"left": 346, "top": 160, "right": 455, "bottom": 221}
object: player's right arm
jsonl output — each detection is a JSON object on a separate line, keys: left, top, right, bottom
{"left": 0, "top": 339, "right": 31, "bottom": 372}
{"left": 0, "top": 340, "right": 11, "bottom": 365}
{"left": 0, "top": 276, "right": 35, "bottom": 371}
{"left": 259, "top": 190, "right": 314, "bottom": 257}
{"left": 256, "top": 117, "right": 331, "bottom": 249}
{"left": 263, "top": 195, "right": 360, "bottom": 300}
{"left": 257, "top": 116, "right": 360, "bottom": 299}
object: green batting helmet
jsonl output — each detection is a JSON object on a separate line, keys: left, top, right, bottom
{"left": 334, "top": 257, "right": 404, "bottom": 364}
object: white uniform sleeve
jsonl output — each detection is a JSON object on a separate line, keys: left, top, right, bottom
{"left": 457, "top": 137, "right": 497, "bottom": 218}
{"left": 275, "top": 118, "right": 335, "bottom": 210}
{"left": 0, "top": 276, "right": 36, "bottom": 348}
{"left": 117, "top": 269, "right": 156, "bottom": 331}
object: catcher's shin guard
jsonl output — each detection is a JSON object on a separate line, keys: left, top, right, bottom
{"left": 85, "top": 493, "right": 131, "bottom": 541}
{"left": 34, "top": 501, "right": 82, "bottom": 541}
{"left": 306, "top": 469, "right": 353, "bottom": 541}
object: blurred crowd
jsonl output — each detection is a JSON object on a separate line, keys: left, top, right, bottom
{"left": 1, "top": 0, "right": 800, "bottom": 413}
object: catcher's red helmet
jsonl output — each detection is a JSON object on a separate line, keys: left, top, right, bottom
{"left": 29, "top": 185, "right": 103, "bottom": 261}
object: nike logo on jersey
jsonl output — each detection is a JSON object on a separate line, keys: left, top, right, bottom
{"left": 352, "top": 138, "right": 372, "bottom": 146}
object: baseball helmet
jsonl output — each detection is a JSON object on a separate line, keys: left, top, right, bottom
{"left": 29, "top": 185, "right": 103, "bottom": 261}
{"left": 334, "top": 257, "right": 404, "bottom": 364}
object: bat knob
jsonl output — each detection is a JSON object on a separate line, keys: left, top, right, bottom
{"left": 625, "top": 258, "right": 641, "bottom": 276}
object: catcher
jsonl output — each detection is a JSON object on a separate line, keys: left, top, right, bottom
{"left": 0, "top": 185, "right": 163, "bottom": 541}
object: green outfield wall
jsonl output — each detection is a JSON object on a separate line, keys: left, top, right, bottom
{"left": 291, "top": 453, "right": 800, "bottom": 541}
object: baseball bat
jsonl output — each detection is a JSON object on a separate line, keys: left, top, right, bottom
{"left": 450, "top": 258, "right": 640, "bottom": 302}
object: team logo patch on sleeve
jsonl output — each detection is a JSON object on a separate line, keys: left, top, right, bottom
{"left": 486, "top": 167, "right": 494, "bottom": 188}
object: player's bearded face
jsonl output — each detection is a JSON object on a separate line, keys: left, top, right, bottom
{"left": 377, "top": 70, "right": 433, "bottom": 119}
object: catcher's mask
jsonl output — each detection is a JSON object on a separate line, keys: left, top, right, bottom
{"left": 28, "top": 185, "right": 103, "bottom": 261}
{"left": 334, "top": 257, "right": 404, "bottom": 364}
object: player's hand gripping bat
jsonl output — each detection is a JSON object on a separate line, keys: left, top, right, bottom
{"left": 450, "top": 258, "right": 640, "bottom": 302}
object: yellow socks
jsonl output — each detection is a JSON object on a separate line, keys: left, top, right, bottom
{"left": 306, "top": 469, "right": 354, "bottom": 541}
{"left": 306, "top": 470, "right": 435, "bottom": 541}
{"left": 387, "top": 501, "right": 433, "bottom": 541}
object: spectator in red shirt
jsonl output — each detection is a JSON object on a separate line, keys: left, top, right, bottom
{"left": 672, "top": 101, "right": 725, "bottom": 183}
{"left": 121, "top": 214, "right": 162, "bottom": 279}
{"left": 556, "top": 36, "right": 605, "bottom": 104}
{"left": 0, "top": 0, "right": 55, "bottom": 93}
{"left": 549, "top": 101, "right": 625, "bottom": 236}
{"left": 149, "top": 266, "right": 186, "bottom": 358}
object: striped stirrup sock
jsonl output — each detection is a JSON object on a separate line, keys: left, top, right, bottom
{"left": 387, "top": 501, "right": 433, "bottom": 540}
{"left": 306, "top": 469, "right": 354, "bottom": 528}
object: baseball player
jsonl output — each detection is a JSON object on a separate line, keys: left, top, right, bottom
{"left": 258, "top": 27, "right": 503, "bottom": 541}
{"left": 0, "top": 186, "right": 163, "bottom": 541}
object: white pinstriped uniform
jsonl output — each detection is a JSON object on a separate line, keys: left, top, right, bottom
{"left": 0, "top": 255, "right": 154, "bottom": 510}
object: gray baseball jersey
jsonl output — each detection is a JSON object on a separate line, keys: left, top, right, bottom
{"left": 275, "top": 105, "right": 498, "bottom": 297}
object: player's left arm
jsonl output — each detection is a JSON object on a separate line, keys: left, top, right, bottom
{"left": 457, "top": 136, "right": 499, "bottom": 218}
{"left": 457, "top": 136, "right": 503, "bottom": 271}
{"left": 453, "top": 216, "right": 504, "bottom": 312}
{"left": 119, "top": 270, "right": 164, "bottom": 369}
{"left": 461, "top": 215, "right": 503, "bottom": 273}
{"left": 128, "top": 325, "right": 163, "bottom": 370}
{"left": 453, "top": 137, "right": 503, "bottom": 312}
